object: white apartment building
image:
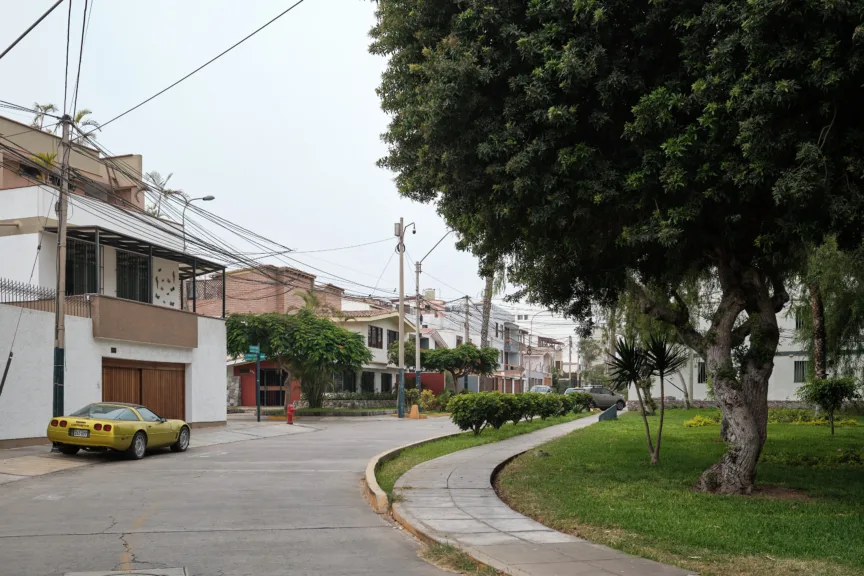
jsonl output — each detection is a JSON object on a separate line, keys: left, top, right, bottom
{"left": 0, "top": 116, "right": 228, "bottom": 445}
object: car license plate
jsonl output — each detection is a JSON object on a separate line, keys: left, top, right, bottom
{"left": 69, "top": 429, "right": 89, "bottom": 438}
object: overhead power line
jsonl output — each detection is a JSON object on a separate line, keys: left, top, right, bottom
{"left": 0, "top": 0, "right": 65, "bottom": 62}
{"left": 70, "top": 0, "right": 89, "bottom": 118}
{"left": 93, "top": 0, "right": 309, "bottom": 134}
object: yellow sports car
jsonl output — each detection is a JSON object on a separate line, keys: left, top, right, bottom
{"left": 47, "top": 402, "right": 190, "bottom": 459}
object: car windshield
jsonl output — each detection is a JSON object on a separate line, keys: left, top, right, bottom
{"left": 532, "top": 386, "right": 550, "bottom": 392}
{"left": 70, "top": 404, "right": 138, "bottom": 421}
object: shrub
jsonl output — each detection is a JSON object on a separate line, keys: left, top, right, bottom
{"left": 484, "top": 393, "right": 511, "bottom": 429}
{"left": 798, "top": 418, "right": 859, "bottom": 427}
{"left": 501, "top": 394, "right": 528, "bottom": 425}
{"left": 797, "top": 377, "right": 861, "bottom": 435}
{"left": 521, "top": 392, "right": 544, "bottom": 422}
{"left": 437, "top": 389, "right": 454, "bottom": 410}
{"left": 418, "top": 389, "right": 439, "bottom": 412}
{"left": 537, "top": 394, "right": 563, "bottom": 420}
{"left": 557, "top": 394, "right": 576, "bottom": 416}
{"left": 761, "top": 448, "right": 864, "bottom": 468}
{"left": 768, "top": 408, "right": 816, "bottom": 423}
{"left": 325, "top": 391, "right": 398, "bottom": 401}
{"left": 683, "top": 414, "right": 722, "bottom": 427}
{"left": 405, "top": 388, "right": 420, "bottom": 408}
{"left": 447, "top": 392, "right": 499, "bottom": 434}
{"left": 568, "top": 391, "right": 593, "bottom": 413}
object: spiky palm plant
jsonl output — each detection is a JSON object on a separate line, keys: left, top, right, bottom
{"left": 644, "top": 332, "right": 689, "bottom": 464}
{"left": 608, "top": 336, "right": 657, "bottom": 460}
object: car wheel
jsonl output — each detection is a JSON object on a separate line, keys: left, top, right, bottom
{"left": 589, "top": 400, "right": 597, "bottom": 409}
{"left": 170, "top": 426, "right": 190, "bottom": 453}
{"left": 126, "top": 431, "right": 147, "bottom": 460}
{"left": 58, "top": 444, "right": 80, "bottom": 456}
{"left": 616, "top": 400, "right": 625, "bottom": 411}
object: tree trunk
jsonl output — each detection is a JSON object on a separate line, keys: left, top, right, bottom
{"left": 655, "top": 369, "right": 666, "bottom": 464}
{"left": 695, "top": 271, "right": 779, "bottom": 495}
{"left": 809, "top": 283, "right": 826, "bottom": 379}
{"left": 633, "top": 379, "right": 655, "bottom": 460}
{"left": 830, "top": 411, "right": 835, "bottom": 435}
{"left": 480, "top": 273, "right": 494, "bottom": 348}
{"left": 677, "top": 372, "right": 692, "bottom": 409}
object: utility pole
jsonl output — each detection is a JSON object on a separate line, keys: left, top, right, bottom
{"left": 463, "top": 295, "right": 470, "bottom": 391}
{"left": 396, "top": 218, "right": 406, "bottom": 418}
{"left": 415, "top": 261, "right": 422, "bottom": 395}
{"left": 568, "top": 335, "right": 573, "bottom": 388}
{"left": 52, "top": 114, "right": 71, "bottom": 420}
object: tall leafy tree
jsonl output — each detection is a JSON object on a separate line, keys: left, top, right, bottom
{"left": 388, "top": 341, "right": 499, "bottom": 391}
{"left": 226, "top": 310, "right": 371, "bottom": 408}
{"left": 371, "top": 0, "right": 864, "bottom": 493}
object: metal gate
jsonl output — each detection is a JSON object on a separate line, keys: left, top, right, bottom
{"left": 102, "top": 360, "right": 186, "bottom": 420}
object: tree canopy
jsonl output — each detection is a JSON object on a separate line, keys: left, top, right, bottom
{"left": 389, "top": 339, "right": 500, "bottom": 389}
{"left": 371, "top": 0, "right": 864, "bottom": 494}
{"left": 226, "top": 309, "right": 371, "bottom": 408}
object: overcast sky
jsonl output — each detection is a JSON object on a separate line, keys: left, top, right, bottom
{"left": 0, "top": 0, "right": 494, "bottom": 299}
{"left": 1, "top": 0, "right": 584, "bottom": 340}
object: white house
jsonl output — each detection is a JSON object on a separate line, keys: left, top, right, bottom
{"left": 331, "top": 310, "right": 416, "bottom": 393}
{"left": 0, "top": 117, "right": 228, "bottom": 446}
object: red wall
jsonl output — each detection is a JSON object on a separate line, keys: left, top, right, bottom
{"left": 405, "top": 372, "right": 446, "bottom": 395}
{"left": 234, "top": 361, "right": 301, "bottom": 407}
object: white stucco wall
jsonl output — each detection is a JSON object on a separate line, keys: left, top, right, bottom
{"left": 0, "top": 303, "right": 227, "bottom": 441}
{"left": 1, "top": 233, "right": 41, "bottom": 284}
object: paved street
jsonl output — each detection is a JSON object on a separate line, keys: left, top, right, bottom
{"left": 0, "top": 416, "right": 457, "bottom": 576}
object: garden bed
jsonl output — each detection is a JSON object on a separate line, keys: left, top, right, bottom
{"left": 495, "top": 409, "right": 864, "bottom": 576}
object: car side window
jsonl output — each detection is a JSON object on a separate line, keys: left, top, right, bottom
{"left": 137, "top": 407, "right": 161, "bottom": 422}
{"left": 600, "top": 388, "right": 613, "bottom": 395}
{"left": 590, "top": 387, "right": 602, "bottom": 394}
{"left": 115, "top": 409, "right": 140, "bottom": 421}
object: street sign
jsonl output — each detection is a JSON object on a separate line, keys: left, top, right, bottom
{"left": 244, "top": 353, "right": 259, "bottom": 361}
{"left": 249, "top": 345, "right": 260, "bottom": 353}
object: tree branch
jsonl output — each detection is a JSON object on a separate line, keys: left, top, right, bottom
{"left": 631, "top": 282, "right": 705, "bottom": 356}
{"left": 731, "top": 316, "right": 754, "bottom": 348}
{"left": 769, "top": 274, "right": 790, "bottom": 313}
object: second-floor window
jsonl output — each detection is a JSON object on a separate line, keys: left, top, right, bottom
{"left": 368, "top": 326, "right": 383, "bottom": 349}
{"left": 794, "top": 360, "right": 809, "bottom": 383}
{"left": 495, "top": 323, "right": 499, "bottom": 338}
{"left": 387, "top": 329, "right": 398, "bottom": 349}
{"left": 116, "top": 250, "right": 150, "bottom": 304}
{"left": 698, "top": 362, "right": 707, "bottom": 384}
{"left": 456, "top": 336, "right": 463, "bottom": 346}
{"left": 66, "top": 238, "right": 97, "bottom": 295}
{"left": 795, "top": 311, "right": 805, "bottom": 330}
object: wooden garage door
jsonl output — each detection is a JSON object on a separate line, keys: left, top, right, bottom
{"left": 102, "top": 367, "right": 141, "bottom": 404}
{"left": 142, "top": 369, "right": 185, "bottom": 420}
{"left": 102, "top": 360, "right": 185, "bottom": 420}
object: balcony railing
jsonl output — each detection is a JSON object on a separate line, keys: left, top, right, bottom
{"left": 0, "top": 278, "right": 91, "bottom": 318}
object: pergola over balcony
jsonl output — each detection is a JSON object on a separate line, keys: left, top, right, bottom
{"left": 44, "top": 224, "right": 226, "bottom": 316}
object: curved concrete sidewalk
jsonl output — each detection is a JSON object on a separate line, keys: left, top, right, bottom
{"left": 394, "top": 414, "right": 696, "bottom": 576}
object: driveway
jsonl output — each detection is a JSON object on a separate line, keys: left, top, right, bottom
{"left": 0, "top": 416, "right": 458, "bottom": 576}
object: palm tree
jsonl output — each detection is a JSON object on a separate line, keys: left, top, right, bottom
{"left": 31, "top": 152, "right": 57, "bottom": 183}
{"left": 71, "top": 109, "right": 101, "bottom": 142}
{"left": 608, "top": 336, "right": 655, "bottom": 461}
{"left": 643, "top": 332, "right": 689, "bottom": 464}
{"left": 480, "top": 259, "right": 507, "bottom": 348}
{"left": 31, "top": 103, "right": 57, "bottom": 131}
{"left": 144, "top": 171, "right": 184, "bottom": 218}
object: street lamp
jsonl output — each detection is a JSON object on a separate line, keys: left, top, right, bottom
{"left": 181, "top": 195, "right": 215, "bottom": 251}
{"left": 414, "top": 229, "right": 455, "bottom": 396}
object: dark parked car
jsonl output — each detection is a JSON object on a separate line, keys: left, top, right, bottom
{"left": 565, "top": 386, "right": 625, "bottom": 410}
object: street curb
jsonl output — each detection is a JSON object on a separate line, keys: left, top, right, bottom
{"left": 363, "top": 431, "right": 461, "bottom": 514}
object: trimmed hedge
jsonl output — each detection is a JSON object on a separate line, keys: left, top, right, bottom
{"left": 446, "top": 391, "right": 585, "bottom": 435}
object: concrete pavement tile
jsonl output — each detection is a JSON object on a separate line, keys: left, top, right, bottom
{"left": 482, "top": 517, "right": 553, "bottom": 532}
{"left": 451, "top": 493, "right": 502, "bottom": 506}
{"left": 0, "top": 455, "right": 89, "bottom": 476}
{"left": 474, "top": 543, "right": 574, "bottom": 565}
{"left": 401, "top": 497, "right": 455, "bottom": 508}
{"left": 460, "top": 505, "right": 526, "bottom": 519}
{"left": 515, "top": 531, "right": 586, "bottom": 544}
{"left": 510, "top": 561, "right": 615, "bottom": 575}
{"left": 407, "top": 507, "right": 473, "bottom": 520}
{"left": 420, "top": 518, "right": 495, "bottom": 533}
{"left": 0, "top": 473, "right": 26, "bottom": 485}
{"left": 587, "top": 558, "right": 697, "bottom": 576}
{"left": 451, "top": 532, "right": 524, "bottom": 546}
{"left": 546, "top": 543, "right": 628, "bottom": 561}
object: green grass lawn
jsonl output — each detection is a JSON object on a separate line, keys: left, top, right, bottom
{"left": 496, "top": 409, "right": 864, "bottom": 576}
{"left": 376, "top": 412, "right": 592, "bottom": 497}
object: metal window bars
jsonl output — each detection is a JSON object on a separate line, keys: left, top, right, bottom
{"left": 0, "top": 277, "right": 91, "bottom": 318}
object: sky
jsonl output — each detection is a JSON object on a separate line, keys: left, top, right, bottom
{"left": 0, "top": 0, "right": 581, "bottom": 338}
